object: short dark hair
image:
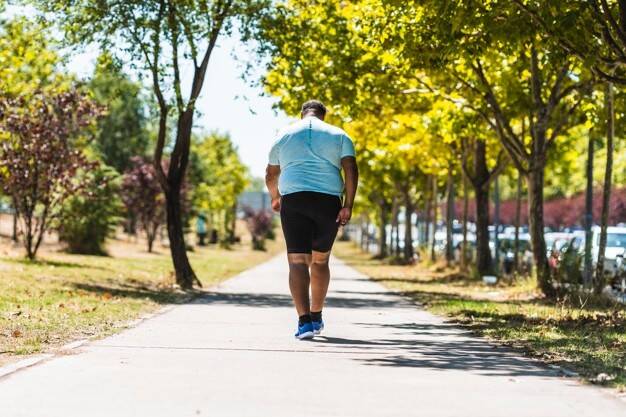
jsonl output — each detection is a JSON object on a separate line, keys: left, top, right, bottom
{"left": 301, "top": 100, "right": 327, "bottom": 117}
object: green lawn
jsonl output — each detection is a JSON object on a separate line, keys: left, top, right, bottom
{"left": 0, "top": 236, "right": 283, "bottom": 365}
{"left": 334, "top": 241, "right": 626, "bottom": 391}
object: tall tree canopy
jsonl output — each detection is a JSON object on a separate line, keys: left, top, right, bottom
{"left": 88, "top": 53, "right": 151, "bottom": 173}
{"left": 34, "top": 0, "right": 269, "bottom": 288}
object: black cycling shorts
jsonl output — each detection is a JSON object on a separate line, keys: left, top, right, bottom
{"left": 280, "top": 191, "right": 342, "bottom": 254}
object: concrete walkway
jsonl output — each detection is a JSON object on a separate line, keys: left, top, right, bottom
{"left": 0, "top": 255, "right": 624, "bottom": 417}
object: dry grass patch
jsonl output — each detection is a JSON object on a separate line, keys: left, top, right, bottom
{"left": 0, "top": 235, "right": 283, "bottom": 365}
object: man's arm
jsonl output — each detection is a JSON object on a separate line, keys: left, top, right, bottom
{"left": 265, "top": 164, "right": 281, "bottom": 212}
{"left": 337, "top": 156, "right": 358, "bottom": 225}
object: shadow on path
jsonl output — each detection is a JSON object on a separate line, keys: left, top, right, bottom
{"left": 194, "top": 291, "right": 557, "bottom": 378}
{"left": 313, "top": 332, "right": 556, "bottom": 378}
{"left": 195, "top": 290, "right": 414, "bottom": 309}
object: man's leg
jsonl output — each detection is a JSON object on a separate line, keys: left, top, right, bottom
{"left": 287, "top": 253, "right": 312, "bottom": 316}
{"left": 310, "top": 250, "right": 331, "bottom": 312}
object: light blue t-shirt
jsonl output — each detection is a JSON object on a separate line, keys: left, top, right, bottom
{"left": 268, "top": 116, "right": 355, "bottom": 197}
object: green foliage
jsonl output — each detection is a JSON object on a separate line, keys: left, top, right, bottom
{"left": 33, "top": 0, "right": 272, "bottom": 287}
{"left": 189, "top": 132, "right": 249, "bottom": 242}
{"left": 554, "top": 245, "right": 584, "bottom": 289}
{"left": 57, "top": 165, "right": 122, "bottom": 255}
{"left": 88, "top": 53, "right": 151, "bottom": 173}
{"left": 0, "top": 17, "right": 71, "bottom": 97}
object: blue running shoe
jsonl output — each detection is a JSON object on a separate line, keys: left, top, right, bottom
{"left": 312, "top": 320, "right": 324, "bottom": 335}
{"left": 295, "top": 321, "right": 315, "bottom": 339}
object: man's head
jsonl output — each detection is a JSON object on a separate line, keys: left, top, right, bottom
{"left": 301, "top": 100, "right": 327, "bottom": 120}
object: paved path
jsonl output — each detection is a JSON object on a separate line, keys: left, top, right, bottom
{"left": 1, "top": 255, "right": 624, "bottom": 417}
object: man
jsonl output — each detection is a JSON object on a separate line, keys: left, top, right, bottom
{"left": 266, "top": 100, "right": 358, "bottom": 339}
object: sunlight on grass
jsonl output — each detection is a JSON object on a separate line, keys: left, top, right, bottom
{"left": 334, "top": 241, "right": 626, "bottom": 391}
{"left": 0, "top": 236, "right": 283, "bottom": 365}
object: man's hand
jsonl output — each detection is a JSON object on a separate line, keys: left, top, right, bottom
{"left": 336, "top": 207, "right": 352, "bottom": 226}
{"left": 271, "top": 197, "right": 281, "bottom": 213}
{"left": 340, "top": 156, "right": 358, "bottom": 226}
{"left": 266, "top": 164, "right": 281, "bottom": 213}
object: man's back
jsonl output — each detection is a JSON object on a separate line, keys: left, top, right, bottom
{"left": 265, "top": 99, "right": 359, "bottom": 340}
{"left": 268, "top": 116, "right": 355, "bottom": 197}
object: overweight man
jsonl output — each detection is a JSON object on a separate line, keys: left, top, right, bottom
{"left": 265, "top": 100, "right": 359, "bottom": 339}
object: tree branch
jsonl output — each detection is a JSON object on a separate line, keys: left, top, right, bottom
{"left": 471, "top": 60, "right": 529, "bottom": 162}
{"left": 150, "top": 0, "right": 170, "bottom": 193}
{"left": 599, "top": 0, "right": 626, "bottom": 47}
{"left": 529, "top": 44, "right": 544, "bottom": 109}
{"left": 168, "top": 0, "right": 185, "bottom": 113}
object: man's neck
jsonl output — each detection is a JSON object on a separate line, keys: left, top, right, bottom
{"left": 302, "top": 113, "right": 323, "bottom": 120}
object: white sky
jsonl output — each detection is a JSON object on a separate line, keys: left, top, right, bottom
{"left": 4, "top": 5, "right": 295, "bottom": 178}
{"left": 75, "top": 36, "right": 294, "bottom": 178}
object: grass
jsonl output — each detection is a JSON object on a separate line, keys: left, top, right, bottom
{"left": 334, "top": 241, "right": 626, "bottom": 391}
{"left": 0, "top": 234, "right": 283, "bottom": 365}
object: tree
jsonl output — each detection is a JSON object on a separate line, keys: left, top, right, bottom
{"left": 426, "top": 104, "right": 506, "bottom": 275}
{"left": 122, "top": 157, "right": 166, "bottom": 253}
{"left": 391, "top": 1, "right": 592, "bottom": 295}
{"left": 57, "top": 165, "right": 122, "bottom": 255}
{"left": 513, "top": 1, "right": 626, "bottom": 85}
{"left": 0, "top": 17, "right": 70, "bottom": 98}
{"left": 189, "top": 132, "right": 248, "bottom": 246}
{"left": 0, "top": 90, "right": 102, "bottom": 259}
{"left": 36, "top": 0, "right": 269, "bottom": 288}
{"left": 243, "top": 207, "right": 272, "bottom": 251}
{"left": 0, "top": 17, "right": 73, "bottom": 241}
{"left": 595, "top": 81, "right": 616, "bottom": 293}
{"left": 89, "top": 53, "right": 151, "bottom": 173}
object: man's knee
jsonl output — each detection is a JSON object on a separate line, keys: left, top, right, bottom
{"left": 311, "top": 251, "right": 330, "bottom": 266}
{"left": 288, "top": 253, "right": 311, "bottom": 267}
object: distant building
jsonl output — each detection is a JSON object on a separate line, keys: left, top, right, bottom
{"left": 238, "top": 191, "right": 271, "bottom": 213}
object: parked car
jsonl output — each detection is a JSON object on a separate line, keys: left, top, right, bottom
{"left": 566, "top": 226, "right": 626, "bottom": 274}
{"left": 612, "top": 252, "right": 626, "bottom": 293}
{"left": 544, "top": 232, "right": 573, "bottom": 258}
{"left": 600, "top": 227, "right": 626, "bottom": 271}
{"left": 490, "top": 233, "right": 533, "bottom": 274}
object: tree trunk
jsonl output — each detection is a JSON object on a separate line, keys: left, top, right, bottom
{"left": 230, "top": 202, "right": 237, "bottom": 242}
{"left": 595, "top": 82, "right": 615, "bottom": 294}
{"left": 424, "top": 176, "right": 432, "bottom": 250}
{"left": 445, "top": 171, "right": 455, "bottom": 265}
{"left": 473, "top": 140, "right": 492, "bottom": 276}
{"left": 461, "top": 172, "right": 469, "bottom": 271}
{"left": 514, "top": 171, "right": 522, "bottom": 273}
{"left": 377, "top": 199, "right": 390, "bottom": 258}
{"left": 583, "top": 131, "right": 594, "bottom": 287}
{"left": 391, "top": 199, "right": 399, "bottom": 257}
{"left": 147, "top": 233, "right": 155, "bottom": 253}
{"left": 394, "top": 214, "right": 400, "bottom": 257}
{"left": 430, "top": 178, "right": 438, "bottom": 262}
{"left": 146, "top": 221, "right": 158, "bottom": 253}
{"left": 475, "top": 184, "right": 491, "bottom": 276}
{"left": 527, "top": 166, "right": 552, "bottom": 296}
{"left": 165, "top": 187, "right": 198, "bottom": 289}
{"left": 493, "top": 175, "right": 501, "bottom": 274}
{"left": 403, "top": 192, "right": 414, "bottom": 262}
{"left": 12, "top": 202, "right": 18, "bottom": 243}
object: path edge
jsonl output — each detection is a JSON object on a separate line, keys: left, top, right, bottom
{"left": 0, "top": 253, "right": 285, "bottom": 381}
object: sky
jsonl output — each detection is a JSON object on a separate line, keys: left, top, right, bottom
{"left": 184, "top": 35, "right": 295, "bottom": 178}
{"left": 74, "top": 35, "right": 294, "bottom": 179}
{"left": 4, "top": 5, "right": 295, "bottom": 178}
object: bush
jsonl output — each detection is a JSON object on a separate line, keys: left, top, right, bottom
{"left": 121, "top": 157, "right": 165, "bottom": 252}
{"left": 243, "top": 207, "right": 274, "bottom": 251}
{"left": 57, "top": 165, "right": 122, "bottom": 255}
{"left": 554, "top": 245, "right": 584, "bottom": 292}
